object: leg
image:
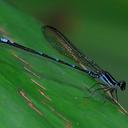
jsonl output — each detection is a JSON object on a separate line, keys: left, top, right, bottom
{"left": 88, "top": 83, "right": 98, "bottom": 92}
{"left": 85, "top": 86, "right": 108, "bottom": 99}
{"left": 91, "top": 87, "right": 106, "bottom": 95}
{"left": 115, "top": 89, "right": 118, "bottom": 101}
{"left": 101, "top": 88, "right": 114, "bottom": 102}
{"left": 87, "top": 82, "right": 108, "bottom": 97}
{"left": 92, "top": 86, "right": 112, "bottom": 98}
{"left": 88, "top": 86, "right": 113, "bottom": 99}
{"left": 88, "top": 82, "right": 105, "bottom": 92}
{"left": 109, "top": 89, "right": 118, "bottom": 101}
{"left": 109, "top": 89, "right": 114, "bottom": 98}
{"left": 85, "top": 83, "right": 112, "bottom": 102}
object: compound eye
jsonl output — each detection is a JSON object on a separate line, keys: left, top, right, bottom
{"left": 119, "top": 81, "right": 126, "bottom": 91}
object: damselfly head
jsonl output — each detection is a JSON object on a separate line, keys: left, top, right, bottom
{"left": 118, "top": 81, "right": 126, "bottom": 91}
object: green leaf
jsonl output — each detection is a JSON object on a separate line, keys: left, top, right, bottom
{"left": 0, "top": 1, "right": 128, "bottom": 128}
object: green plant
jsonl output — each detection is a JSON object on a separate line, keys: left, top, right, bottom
{"left": 0, "top": 1, "right": 128, "bottom": 128}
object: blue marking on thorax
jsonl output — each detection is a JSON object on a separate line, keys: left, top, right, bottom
{"left": 72, "top": 64, "right": 75, "bottom": 68}
{"left": 0, "top": 38, "right": 8, "bottom": 43}
{"left": 99, "top": 72, "right": 117, "bottom": 88}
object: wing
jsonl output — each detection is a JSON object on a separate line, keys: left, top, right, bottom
{"left": 42, "top": 25, "right": 103, "bottom": 73}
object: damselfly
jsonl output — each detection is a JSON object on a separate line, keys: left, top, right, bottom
{"left": 0, "top": 25, "right": 126, "bottom": 101}
{"left": 43, "top": 26, "right": 126, "bottom": 100}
